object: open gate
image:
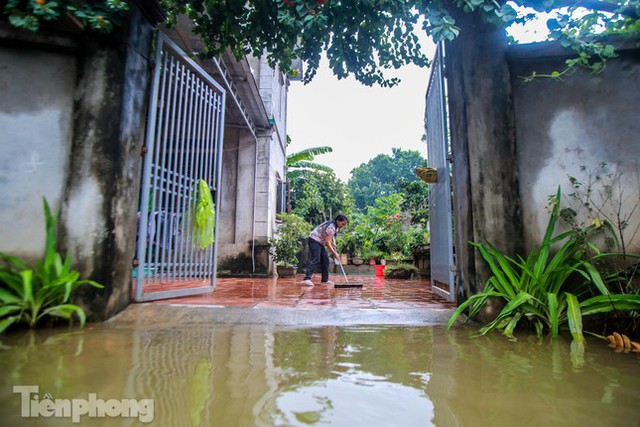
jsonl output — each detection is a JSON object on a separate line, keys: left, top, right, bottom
{"left": 134, "top": 33, "right": 226, "bottom": 302}
{"left": 425, "top": 43, "right": 455, "bottom": 301}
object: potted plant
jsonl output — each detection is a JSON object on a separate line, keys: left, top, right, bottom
{"left": 361, "top": 249, "right": 384, "bottom": 265}
{"left": 384, "top": 263, "right": 419, "bottom": 279}
{"left": 269, "top": 213, "right": 311, "bottom": 278}
{"left": 351, "top": 250, "right": 365, "bottom": 266}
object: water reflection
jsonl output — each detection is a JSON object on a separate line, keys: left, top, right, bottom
{"left": 0, "top": 323, "right": 638, "bottom": 426}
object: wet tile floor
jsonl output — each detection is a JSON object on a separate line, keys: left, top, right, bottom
{"left": 149, "top": 275, "right": 456, "bottom": 309}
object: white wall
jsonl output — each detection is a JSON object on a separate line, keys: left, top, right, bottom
{"left": 256, "top": 58, "right": 288, "bottom": 242}
{"left": 511, "top": 50, "right": 640, "bottom": 254}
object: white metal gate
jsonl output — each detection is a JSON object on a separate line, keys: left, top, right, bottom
{"left": 425, "top": 43, "right": 455, "bottom": 301}
{"left": 134, "top": 33, "right": 226, "bottom": 302}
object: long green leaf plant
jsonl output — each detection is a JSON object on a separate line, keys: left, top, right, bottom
{"left": 0, "top": 198, "right": 103, "bottom": 333}
{"left": 447, "top": 187, "right": 640, "bottom": 342}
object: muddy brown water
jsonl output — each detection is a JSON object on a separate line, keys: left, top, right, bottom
{"left": 0, "top": 322, "right": 638, "bottom": 426}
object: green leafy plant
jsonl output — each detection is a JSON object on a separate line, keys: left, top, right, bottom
{"left": 361, "top": 248, "right": 384, "bottom": 264}
{"left": 447, "top": 187, "right": 640, "bottom": 342}
{"left": 384, "top": 263, "right": 419, "bottom": 279}
{"left": 286, "top": 142, "right": 334, "bottom": 180}
{"left": 336, "top": 229, "right": 357, "bottom": 257}
{"left": 0, "top": 198, "right": 103, "bottom": 333}
{"left": 269, "top": 213, "right": 312, "bottom": 267}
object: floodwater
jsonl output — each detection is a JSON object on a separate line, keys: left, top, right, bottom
{"left": 0, "top": 322, "right": 638, "bottom": 426}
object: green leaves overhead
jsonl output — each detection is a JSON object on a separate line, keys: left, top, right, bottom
{"left": 161, "top": 0, "right": 431, "bottom": 86}
{"left": 5, "top": 1, "right": 639, "bottom": 86}
{"left": 3, "top": 0, "right": 129, "bottom": 32}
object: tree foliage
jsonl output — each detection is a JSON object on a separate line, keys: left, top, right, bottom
{"left": 289, "top": 169, "right": 354, "bottom": 225}
{"left": 347, "top": 148, "right": 426, "bottom": 211}
{"left": 340, "top": 193, "right": 429, "bottom": 258}
{"left": 399, "top": 178, "right": 430, "bottom": 224}
{"left": 3, "top": 0, "right": 129, "bottom": 32}
{"left": 5, "top": 1, "right": 638, "bottom": 86}
{"left": 160, "top": 0, "right": 640, "bottom": 86}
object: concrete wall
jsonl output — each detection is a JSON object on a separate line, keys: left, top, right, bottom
{"left": 217, "top": 56, "right": 289, "bottom": 276}
{"left": 443, "top": 16, "right": 639, "bottom": 312}
{"left": 0, "top": 3, "right": 159, "bottom": 320}
{"left": 444, "top": 10, "right": 523, "bottom": 312}
{"left": 0, "top": 43, "right": 76, "bottom": 258}
{"left": 509, "top": 45, "right": 640, "bottom": 254}
{"left": 218, "top": 127, "right": 261, "bottom": 273}
{"left": 254, "top": 58, "right": 289, "bottom": 275}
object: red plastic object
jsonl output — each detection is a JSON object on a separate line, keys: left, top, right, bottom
{"left": 375, "top": 265, "right": 386, "bottom": 277}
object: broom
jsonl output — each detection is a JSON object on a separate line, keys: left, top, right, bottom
{"left": 334, "top": 261, "right": 364, "bottom": 288}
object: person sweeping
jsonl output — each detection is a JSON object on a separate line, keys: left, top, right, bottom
{"left": 301, "top": 214, "right": 348, "bottom": 286}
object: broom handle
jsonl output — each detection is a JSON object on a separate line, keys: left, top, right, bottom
{"left": 338, "top": 261, "right": 350, "bottom": 284}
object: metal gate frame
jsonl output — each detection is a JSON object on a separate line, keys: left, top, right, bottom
{"left": 425, "top": 43, "right": 455, "bottom": 301}
{"left": 134, "top": 33, "right": 226, "bottom": 302}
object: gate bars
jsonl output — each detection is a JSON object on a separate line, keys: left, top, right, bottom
{"left": 134, "top": 33, "right": 226, "bottom": 302}
{"left": 425, "top": 43, "right": 455, "bottom": 301}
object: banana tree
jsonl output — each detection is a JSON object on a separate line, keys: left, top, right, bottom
{"left": 286, "top": 145, "right": 333, "bottom": 180}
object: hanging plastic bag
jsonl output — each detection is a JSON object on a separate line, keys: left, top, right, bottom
{"left": 194, "top": 179, "right": 215, "bottom": 249}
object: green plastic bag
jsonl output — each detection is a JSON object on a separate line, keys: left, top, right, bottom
{"left": 194, "top": 179, "right": 215, "bottom": 249}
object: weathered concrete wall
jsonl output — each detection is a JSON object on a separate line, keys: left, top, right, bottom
{"left": 219, "top": 129, "right": 240, "bottom": 246}
{"left": 509, "top": 45, "right": 640, "bottom": 254}
{"left": 0, "top": 41, "right": 76, "bottom": 259}
{"left": 58, "top": 8, "right": 155, "bottom": 320}
{"left": 444, "top": 10, "right": 524, "bottom": 314}
{"left": 217, "top": 55, "right": 288, "bottom": 277}
{"left": 0, "top": 3, "right": 159, "bottom": 321}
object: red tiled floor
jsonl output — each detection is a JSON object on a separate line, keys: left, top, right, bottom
{"left": 149, "top": 274, "right": 456, "bottom": 310}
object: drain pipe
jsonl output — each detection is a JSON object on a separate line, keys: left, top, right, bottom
{"left": 252, "top": 136, "right": 257, "bottom": 273}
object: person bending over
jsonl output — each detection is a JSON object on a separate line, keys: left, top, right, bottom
{"left": 301, "top": 214, "right": 348, "bottom": 286}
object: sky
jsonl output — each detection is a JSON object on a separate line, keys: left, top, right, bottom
{"left": 287, "top": 47, "right": 436, "bottom": 182}
{"left": 286, "top": 10, "right": 550, "bottom": 183}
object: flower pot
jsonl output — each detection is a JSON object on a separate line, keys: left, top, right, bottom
{"left": 352, "top": 257, "right": 364, "bottom": 266}
{"left": 276, "top": 265, "right": 296, "bottom": 278}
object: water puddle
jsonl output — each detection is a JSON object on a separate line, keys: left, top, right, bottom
{"left": 0, "top": 323, "right": 638, "bottom": 426}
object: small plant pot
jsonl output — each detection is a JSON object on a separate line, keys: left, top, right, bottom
{"left": 276, "top": 265, "right": 296, "bottom": 278}
{"left": 352, "top": 257, "right": 364, "bottom": 266}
